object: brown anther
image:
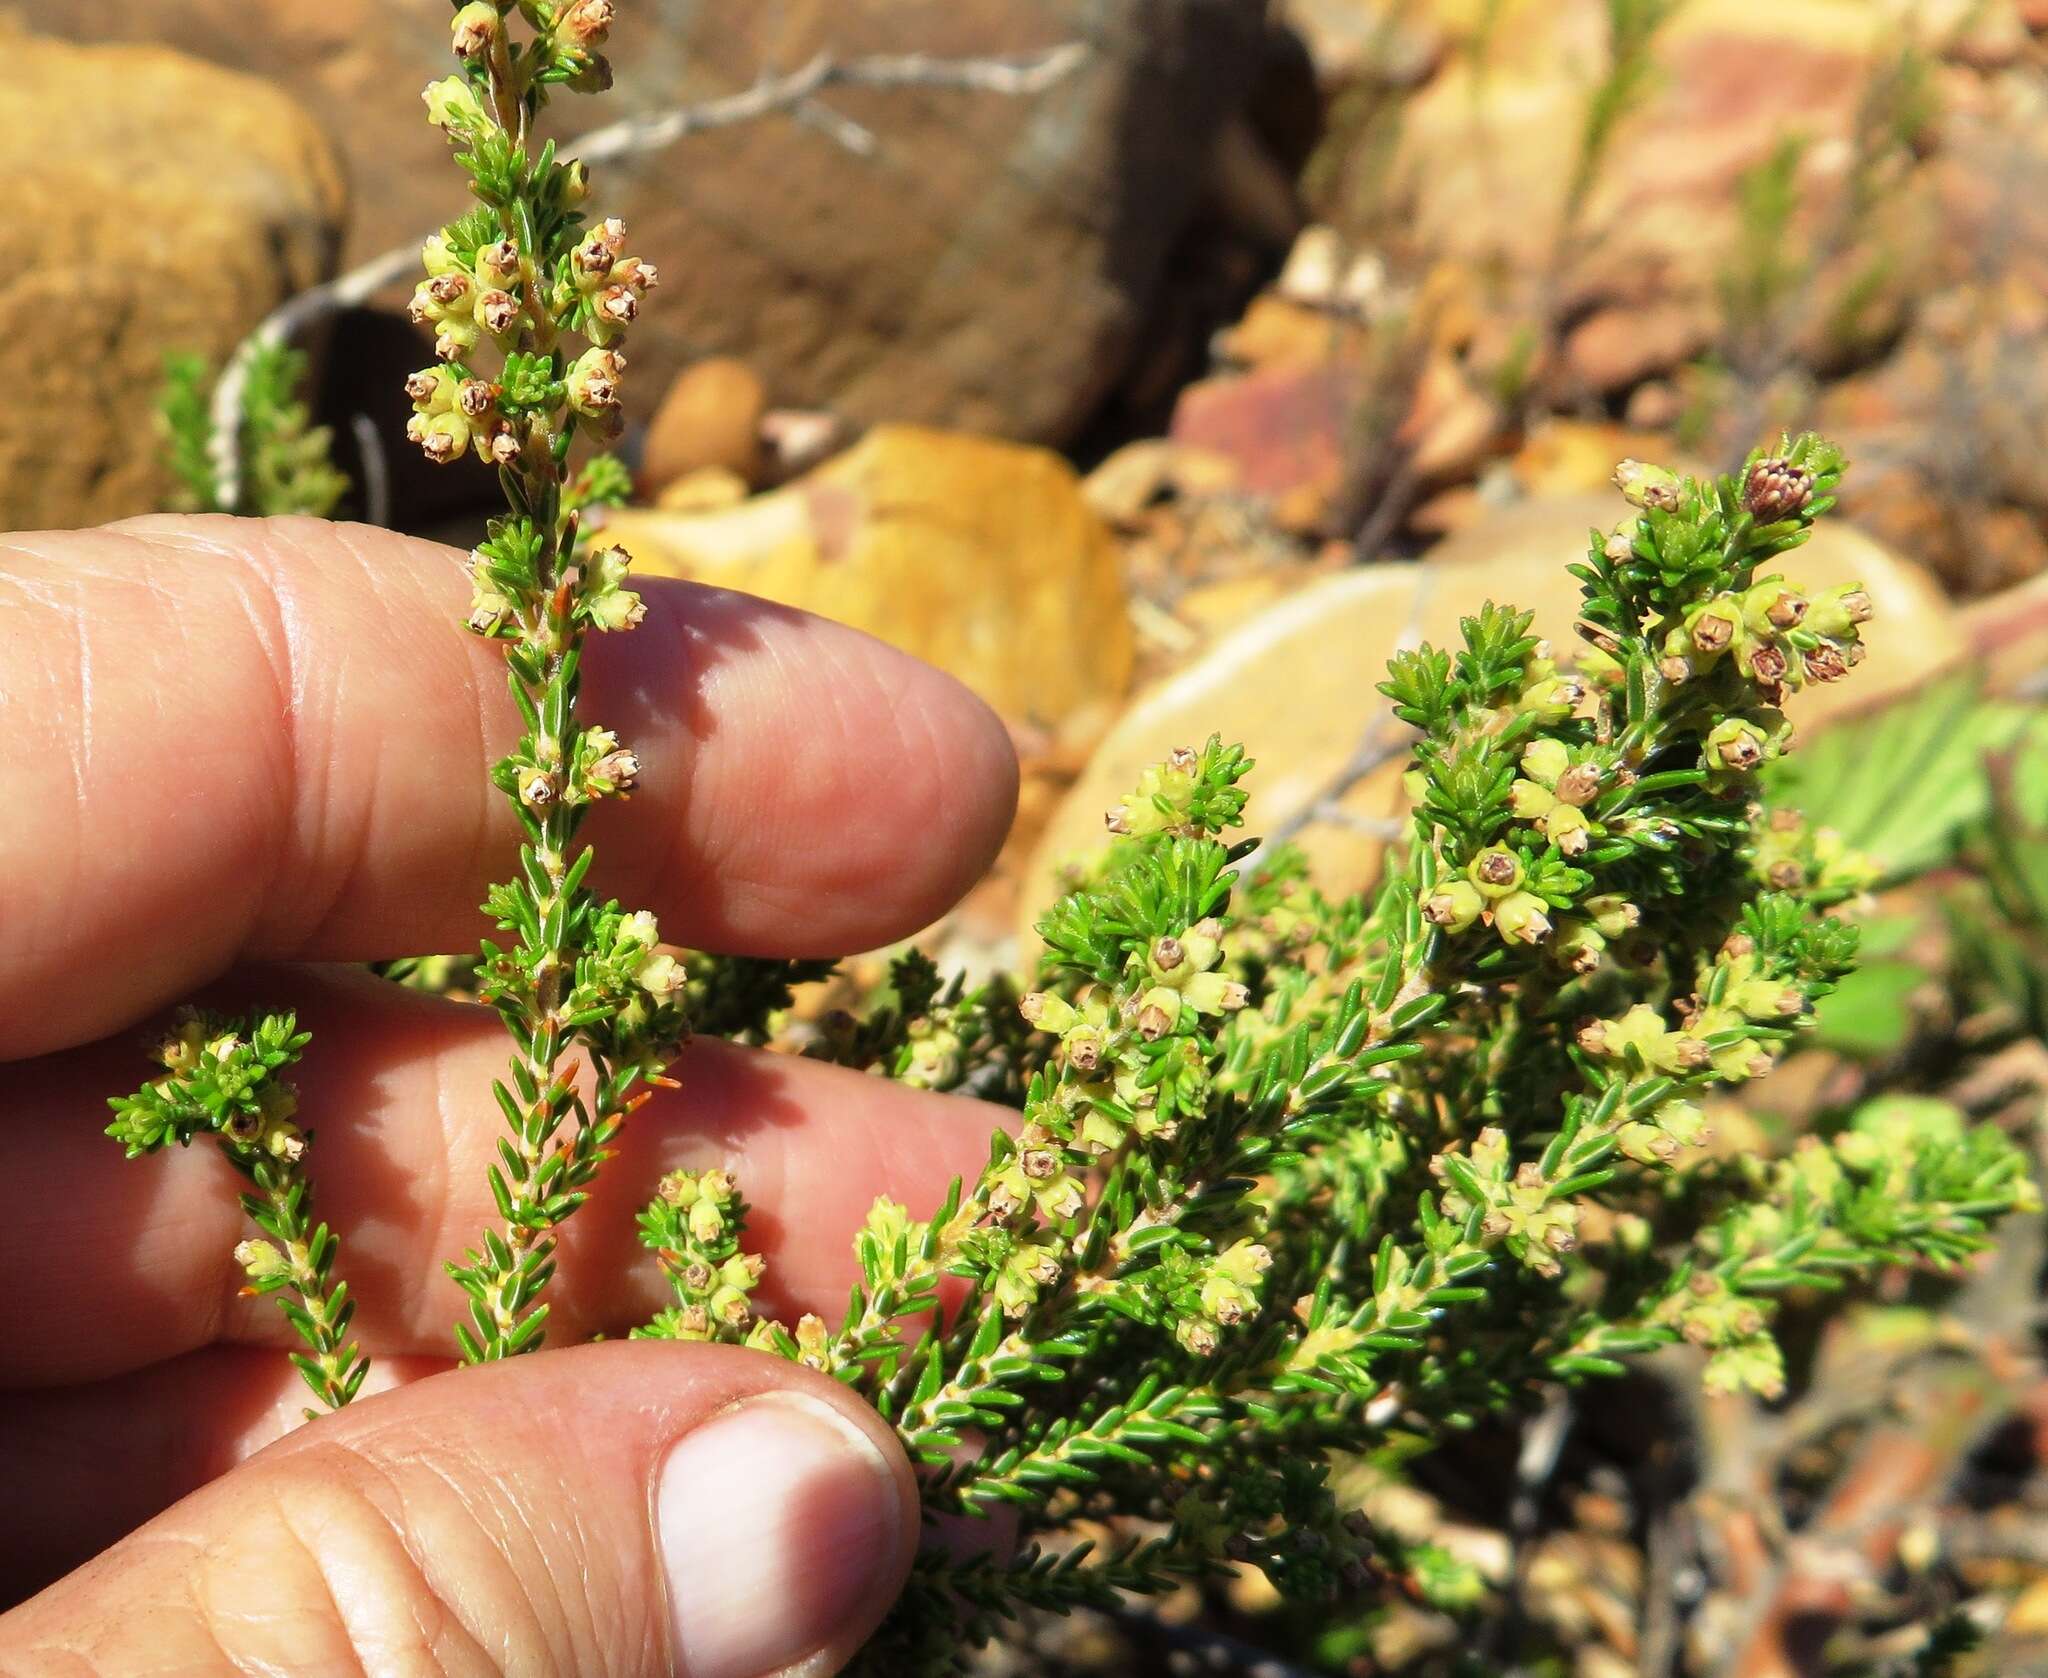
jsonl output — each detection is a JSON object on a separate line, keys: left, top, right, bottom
{"left": 1767, "top": 859, "right": 1806, "bottom": 890}
{"left": 1691, "top": 612, "right": 1735, "bottom": 654}
{"left": 1136, "top": 1003, "right": 1174, "bottom": 1041}
{"left": 1720, "top": 932, "right": 1756, "bottom": 961}
{"left": 1021, "top": 1148, "right": 1060, "bottom": 1182}
{"left": 1803, "top": 643, "right": 1849, "bottom": 683}
{"left": 1554, "top": 764, "right": 1603, "bottom": 807}
{"left": 456, "top": 378, "right": 497, "bottom": 417}
{"left": 597, "top": 284, "right": 638, "bottom": 326}
{"left": 1839, "top": 589, "right": 1874, "bottom": 625}
{"left": 614, "top": 256, "right": 659, "bottom": 291}
{"left": 1672, "top": 1036, "right": 1711, "bottom": 1071}
{"left": 1066, "top": 1037, "right": 1102, "bottom": 1073}
{"left": 1767, "top": 592, "right": 1808, "bottom": 630}
{"left": 1167, "top": 745, "right": 1198, "bottom": 774}
{"left": 1747, "top": 644, "right": 1790, "bottom": 686}
{"left": 1717, "top": 734, "right": 1764, "bottom": 771}
{"left": 427, "top": 272, "right": 470, "bottom": 306}
{"left": 1475, "top": 851, "right": 1518, "bottom": 887}
{"left": 404, "top": 370, "right": 441, "bottom": 404}
{"left": 419, "top": 427, "right": 462, "bottom": 465}
{"left": 1659, "top": 654, "right": 1693, "bottom": 684}
{"left": 1151, "top": 936, "right": 1186, "bottom": 972}
{"left": 1575, "top": 1020, "right": 1610, "bottom": 1056}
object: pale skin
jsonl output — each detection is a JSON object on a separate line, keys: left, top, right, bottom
{"left": 0, "top": 515, "right": 1022, "bottom": 1678}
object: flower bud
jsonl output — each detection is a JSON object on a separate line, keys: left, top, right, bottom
{"left": 1807, "top": 584, "right": 1873, "bottom": 638}
{"left": 1744, "top": 456, "right": 1815, "bottom": 524}
{"left": 423, "top": 76, "right": 486, "bottom": 137}
{"left": 1018, "top": 991, "right": 1075, "bottom": 1032}
{"left": 234, "top": 1238, "right": 291, "bottom": 1287}
{"left": 1743, "top": 581, "right": 1808, "bottom": 634}
{"left": 558, "top": 0, "right": 615, "bottom": 45}
{"left": 1519, "top": 674, "right": 1585, "bottom": 724}
{"left": 408, "top": 409, "right": 470, "bottom": 464}
{"left": 1493, "top": 890, "right": 1553, "bottom": 945}
{"left": 1802, "top": 643, "right": 1849, "bottom": 683}
{"left": 566, "top": 346, "right": 625, "bottom": 414}
{"left": 1424, "top": 879, "right": 1484, "bottom": 932}
{"left": 404, "top": 367, "right": 447, "bottom": 406}
{"left": 1614, "top": 458, "right": 1682, "bottom": 512}
{"left": 1688, "top": 599, "right": 1740, "bottom": 656}
{"left": 1555, "top": 921, "right": 1605, "bottom": 974}
{"left": 635, "top": 949, "right": 688, "bottom": 999}
{"left": 1707, "top": 718, "right": 1768, "bottom": 774}
{"left": 1743, "top": 641, "right": 1791, "bottom": 689}
{"left": 451, "top": 2, "right": 498, "bottom": 58}
{"left": 1582, "top": 893, "right": 1640, "bottom": 938}
{"left": 1521, "top": 738, "right": 1571, "bottom": 788}
{"left": 476, "top": 288, "right": 522, "bottom": 337}
{"left": 1467, "top": 846, "right": 1524, "bottom": 900}
{"left": 1543, "top": 805, "right": 1590, "bottom": 856}
{"left": 1510, "top": 778, "right": 1557, "bottom": 821}
{"left": 1554, "top": 763, "right": 1603, "bottom": 808}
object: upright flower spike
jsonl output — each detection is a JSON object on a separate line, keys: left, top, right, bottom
{"left": 413, "top": 0, "right": 684, "bottom": 1364}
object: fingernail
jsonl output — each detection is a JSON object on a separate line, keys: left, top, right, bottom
{"left": 657, "top": 1391, "right": 902, "bottom": 1678}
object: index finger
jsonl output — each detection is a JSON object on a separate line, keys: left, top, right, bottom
{"left": 0, "top": 516, "right": 1018, "bottom": 1059}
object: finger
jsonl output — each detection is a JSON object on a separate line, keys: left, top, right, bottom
{"left": 0, "top": 1342, "right": 917, "bottom": 1678}
{"left": 0, "top": 1348, "right": 445, "bottom": 1603}
{"left": 0, "top": 515, "right": 1018, "bottom": 1059}
{"left": 1, "top": 966, "right": 998, "bottom": 1384}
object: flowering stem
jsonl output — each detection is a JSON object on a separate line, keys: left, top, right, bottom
{"left": 414, "top": 0, "right": 684, "bottom": 1363}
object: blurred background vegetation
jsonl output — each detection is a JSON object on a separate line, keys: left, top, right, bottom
{"left": 17, "top": 0, "right": 2048, "bottom": 1671}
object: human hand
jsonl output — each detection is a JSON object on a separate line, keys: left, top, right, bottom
{"left": 0, "top": 515, "right": 1020, "bottom": 1677}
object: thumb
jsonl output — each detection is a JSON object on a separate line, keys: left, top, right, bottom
{"left": 0, "top": 1341, "right": 917, "bottom": 1678}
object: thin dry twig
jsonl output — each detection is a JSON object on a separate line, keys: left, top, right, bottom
{"left": 208, "top": 42, "right": 1088, "bottom": 511}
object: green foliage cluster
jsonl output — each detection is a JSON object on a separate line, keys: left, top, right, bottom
{"left": 638, "top": 441, "right": 2032, "bottom": 1668}
{"left": 106, "top": 1010, "right": 366, "bottom": 1411}
{"left": 158, "top": 343, "right": 348, "bottom": 519}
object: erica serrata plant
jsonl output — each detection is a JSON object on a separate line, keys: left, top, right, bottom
{"left": 99, "top": 0, "right": 2037, "bottom": 1667}
{"left": 664, "top": 438, "right": 2033, "bottom": 1670}
{"left": 411, "top": 0, "right": 680, "bottom": 1364}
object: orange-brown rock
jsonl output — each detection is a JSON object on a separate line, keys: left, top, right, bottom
{"left": 640, "top": 359, "right": 769, "bottom": 493}
{"left": 0, "top": 25, "right": 344, "bottom": 526}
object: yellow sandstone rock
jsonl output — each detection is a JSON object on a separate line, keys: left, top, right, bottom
{"left": 603, "top": 425, "right": 1135, "bottom": 759}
